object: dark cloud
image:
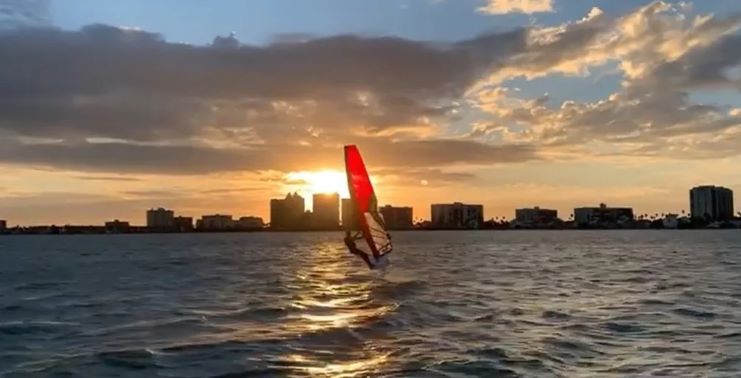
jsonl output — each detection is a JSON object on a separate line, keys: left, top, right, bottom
{"left": 199, "top": 187, "right": 263, "bottom": 195}
{"left": 358, "top": 138, "right": 536, "bottom": 167}
{"left": 642, "top": 34, "right": 741, "bottom": 91}
{"left": 3, "top": 2, "right": 739, "bottom": 175}
{"left": 0, "top": 24, "right": 535, "bottom": 173}
{"left": 0, "top": 138, "right": 537, "bottom": 174}
{"left": 375, "top": 168, "right": 476, "bottom": 186}
{"left": 122, "top": 189, "right": 185, "bottom": 198}
{"left": 0, "top": 24, "right": 525, "bottom": 100}
{"left": 75, "top": 175, "right": 142, "bottom": 182}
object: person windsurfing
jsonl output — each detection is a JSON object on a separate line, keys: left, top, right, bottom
{"left": 343, "top": 145, "right": 393, "bottom": 270}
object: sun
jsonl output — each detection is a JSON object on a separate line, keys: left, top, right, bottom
{"left": 286, "top": 170, "right": 349, "bottom": 198}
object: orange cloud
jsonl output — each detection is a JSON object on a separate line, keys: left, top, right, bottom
{"left": 478, "top": 0, "right": 553, "bottom": 15}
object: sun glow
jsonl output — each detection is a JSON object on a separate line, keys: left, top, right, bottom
{"left": 286, "top": 170, "right": 349, "bottom": 197}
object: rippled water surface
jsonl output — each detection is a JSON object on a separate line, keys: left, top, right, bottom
{"left": 2, "top": 231, "right": 741, "bottom": 377}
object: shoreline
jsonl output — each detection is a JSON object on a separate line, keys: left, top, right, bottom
{"left": 1, "top": 227, "right": 738, "bottom": 236}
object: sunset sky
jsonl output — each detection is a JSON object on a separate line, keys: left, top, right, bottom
{"left": 1, "top": 0, "right": 741, "bottom": 225}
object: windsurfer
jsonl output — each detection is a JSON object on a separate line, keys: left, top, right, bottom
{"left": 344, "top": 230, "right": 374, "bottom": 269}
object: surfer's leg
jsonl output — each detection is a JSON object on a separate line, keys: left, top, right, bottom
{"left": 360, "top": 253, "right": 374, "bottom": 269}
{"left": 348, "top": 248, "right": 373, "bottom": 269}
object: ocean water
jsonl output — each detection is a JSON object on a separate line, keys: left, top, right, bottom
{"left": 1, "top": 231, "right": 741, "bottom": 377}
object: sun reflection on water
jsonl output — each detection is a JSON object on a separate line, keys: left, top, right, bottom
{"left": 278, "top": 242, "right": 396, "bottom": 375}
{"left": 302, "top": 352, "right": 391, "bottom": 377}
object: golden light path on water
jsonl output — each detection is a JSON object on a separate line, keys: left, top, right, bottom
{"left": 278, "top": 242, "right": 396, "bottom": 377}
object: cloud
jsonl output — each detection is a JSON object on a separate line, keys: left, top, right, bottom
{"left": 0, "top": 24, "right": 525, "bottom": 101}
{"left": 0, "top": 1, "right": 740, "bottom": 178}
{"left": 467, "top": 2, "right": 741, "bottom": 160}
{"left": 0, "top": 0, "right": 49, "bottom": 29}
{"left": 121, "top": 189, "right": 186, "bottom": 198}
{"left": 198, "top": 187, "right": 263, "bottom": 195}
{"left": 478, "top": 0, "right": 553, "bottom": 15}
{"left": 75, "top": 175, "right": 142, "bottom": 182}
{"left": 0, "top": 138, "right": 537, "bottom": 174}
{"left": 474, "top": 2, "right": 741, "bottom": 85}
{"left": 0, "top": 23, "right": 534, "bottom": 174}
{"left": 375, "top": 168, "right": 476, "bottom": 186}
{"left": 0, "top": 24, "right": 526, "bottom": 148}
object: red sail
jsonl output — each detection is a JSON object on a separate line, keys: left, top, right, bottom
{"left": 344, "top": 145, "right": 392, "bottom": 257}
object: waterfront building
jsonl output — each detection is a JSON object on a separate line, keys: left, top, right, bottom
{"left": 198, "top": 214, "right": 234, "bottom": 230}
{"left": 379, "top": 205, "right": 413, "bottom": 230}
{"left": 173, "top": 216, "right": 194, "bottom": 232}
{"left": 104, "top": 219, "right": 130, "bottom": 233}
{"left": 237, "top": 216, "right": 264, "bottom": 230}
{"left": 431, "top": 203, "right": 484, "bottom": 229}
{"left": 574, "top": 204, "right": 634, "bottom": 227}
{"left": 270, "top": 193, "right": 305, "bottom": 230}
{"left": 515, "top": 207, "right": 558, "bottom": 226}
{"left": 146, "top": 208, "right": 174, "bottom": 229}
{"left": 690, "top": 185, "right": 734, "bottom": 221}
{"left": 312, "top": 193, "right": 340, "bottom": 230}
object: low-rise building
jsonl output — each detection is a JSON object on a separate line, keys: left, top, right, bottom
{"left": 662, "top": 214, "right": 679, "bottom": 229}
{"left": 174, "top": 216, "right": 194, "bottom": 232}
{"left": 379, "top": 205, "right": 413, "bottom": 230}
{"left": 236, "top": 216, "right": 264, "bottom": 230}
{"left": 198, "top": 214, "right": 234, "bottom": 230}
{"left": 431, "top": 202, "right": 484, "bottom": 229}
{"left": 574, "top": 204, "right": 634, "bottom": 228}
{"left": 104, "top": 219, "right": 130, "bottom": 233}
{"left": 515, "top": 207, "right": 558, "bottom": 226}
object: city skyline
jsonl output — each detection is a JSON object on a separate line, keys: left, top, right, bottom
{"left": 2, "top": 1, "right": 741, "bottom": 225}
{"left": 2, "top": 176, "right": 740, "bottom": 226}
{"left": 1, "top": 184, "right": 737, "bottom": 228}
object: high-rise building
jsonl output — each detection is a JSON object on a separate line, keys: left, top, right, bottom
{"left": 313, "top": 193, "right": 340, "bottom": 229}
{"left": 515, "top": 207, "right": 558, "bottom": 225}
{"left": 147, "top": 208, "right": 174, "bottom": 229}
{"left": 574, "top": 204, "right": 633, "bottom": 226}
{"left": 174, "top": 216, "right": 194, "bottom": 232}
{"left": 380, "top": 205, "right": 413, "bottom": 230}
{"left": 690, "top": 185, "right": 734, "bottom": 221}
{"left": 0, "top": 219, "right": 8, "bottom": 231}
{"left": 270, "top": 193, "right": 305, "bottom": 230}
{"left": 431, "top": 203, "right": 484, "bottom": 229}
{"left": 341, "top": 198, "right": 359, "bottom": 230}
{"left": 198, "top": 214, "right": 234, "bottom": 230}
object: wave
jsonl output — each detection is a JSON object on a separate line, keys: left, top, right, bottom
{"left": 672, "top": 307, "right": 716, "bottom": 319}
{"left": 0, "top": 320, "right": 79, "bottom": 335}
{"left": 97, "top": 349, "right": 160, "bottom": 370}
